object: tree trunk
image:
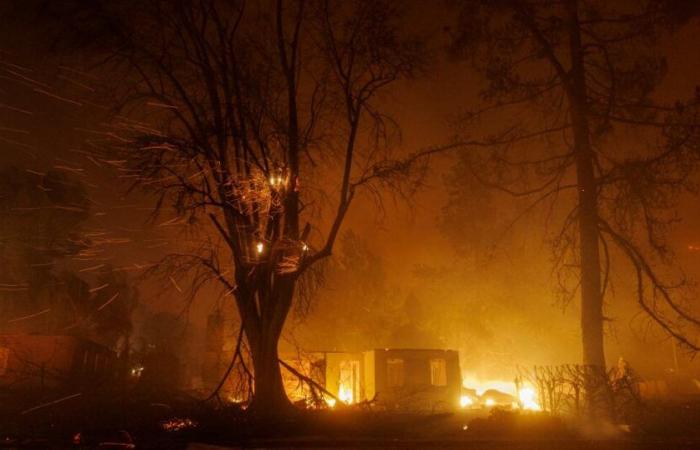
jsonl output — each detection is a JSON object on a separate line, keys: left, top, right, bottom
{"left": 565, "top": 0, "right": 606, "bottom": 371}
{"left": 565, "top": 0, "right": 610, "bottom": 417}
{"left": 242, "top": 282, "right": 295, "bottom": 415}
{"left": 249, "top": 331, "right": 292, "bottom": 414}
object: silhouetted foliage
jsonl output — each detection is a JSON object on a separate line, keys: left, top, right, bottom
{"left": 448, "top": 0, "right": 700, "bottom": 381}
{"left": 45, "top": 0, "right": 430, "bottom": 411}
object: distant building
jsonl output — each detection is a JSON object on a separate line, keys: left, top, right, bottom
{"left": 0, "top": 334, "right": 117, "bottom": 391}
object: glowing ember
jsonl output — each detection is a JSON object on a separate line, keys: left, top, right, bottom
{"left": 269, "top": 174, "right": 286, "bottom": 188}
{"left": 160, "top": 418, "right": 197, "bottom": 432}
{"left": 129, "top": 365, "right": 144, "bottom": 377}
{"left": 484, "top": 398, "right": 495, "bottom": 407}
{"left": 256, "top": 242, "right": 264, "bottom": 254}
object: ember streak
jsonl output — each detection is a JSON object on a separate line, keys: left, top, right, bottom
{"left": 1, "top": 0, "right": 700, "bottom": 448}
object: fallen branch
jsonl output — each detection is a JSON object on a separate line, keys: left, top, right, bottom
{"left": 205, "top": 323, "right": 250, "bottom": 402}
{"left": 278, "top": 358, "right": 342, "bottom": 407}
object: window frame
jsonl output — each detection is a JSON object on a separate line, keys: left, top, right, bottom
{"left": 429, "top": 358, "right": 447, "bottom": 387}
{"left": 386, "top": 357, "right": 405, "bottom": 388}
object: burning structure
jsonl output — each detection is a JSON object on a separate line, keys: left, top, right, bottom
{"left": 283, "top": 348, "right": 462, "bottom": 411}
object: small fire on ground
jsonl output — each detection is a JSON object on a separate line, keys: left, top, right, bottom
{"left": 324, "top": 384, "right": 352, "bottom": 408}
{"left": 322, "top": 376, "right": 542, "bottom": 411}
{"left": 460, "top": 376, "right": 542, "bottom": 411}
{"left": 159, "top": 418, "right": 198, "bottom": 432}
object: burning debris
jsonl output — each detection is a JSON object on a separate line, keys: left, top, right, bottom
{"left": 277, "top": 349, "right": 549, "bottom": 414}
{"left": 159, "top": 418, "right": 198, "bottom": 433}
{"left": 460, "top": 378, "right": 541, "bottom": 412}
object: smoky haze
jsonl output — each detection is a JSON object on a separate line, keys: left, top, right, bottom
{"left": 1, "top": 1, "right": 699, "bottom": 391}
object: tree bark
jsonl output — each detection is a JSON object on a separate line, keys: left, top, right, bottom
{"left": 565, "top": 0, "right": 606, "bottom": 371}
{"left": 249, "top": 330, "right": 292, "bottom": 414}
{"left": 243, "top": 281, "right": 296, "bottom": 414}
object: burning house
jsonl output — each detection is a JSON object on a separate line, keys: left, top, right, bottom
{"left": 284, "top": 348, "right": 462, "bottom": 411}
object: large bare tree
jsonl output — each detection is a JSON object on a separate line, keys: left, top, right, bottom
{"left": 70, "top": 0, "right": 426, "bottom": 411}
{"left": 449, "top": 0, "right": 700, "bottom": 407}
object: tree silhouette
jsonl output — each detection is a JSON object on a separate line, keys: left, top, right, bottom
{"left": 57, "top": 0, "right": 429, "bottom": 412}
{"left": 449, "top": 0, "right": 700, "bottom": 411}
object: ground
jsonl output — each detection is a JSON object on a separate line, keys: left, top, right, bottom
{"left": 3, "top": 390, "right": 700, "bottom": 449}
{"left": 184, "top": 440, "right": 700, "bottom": 450}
